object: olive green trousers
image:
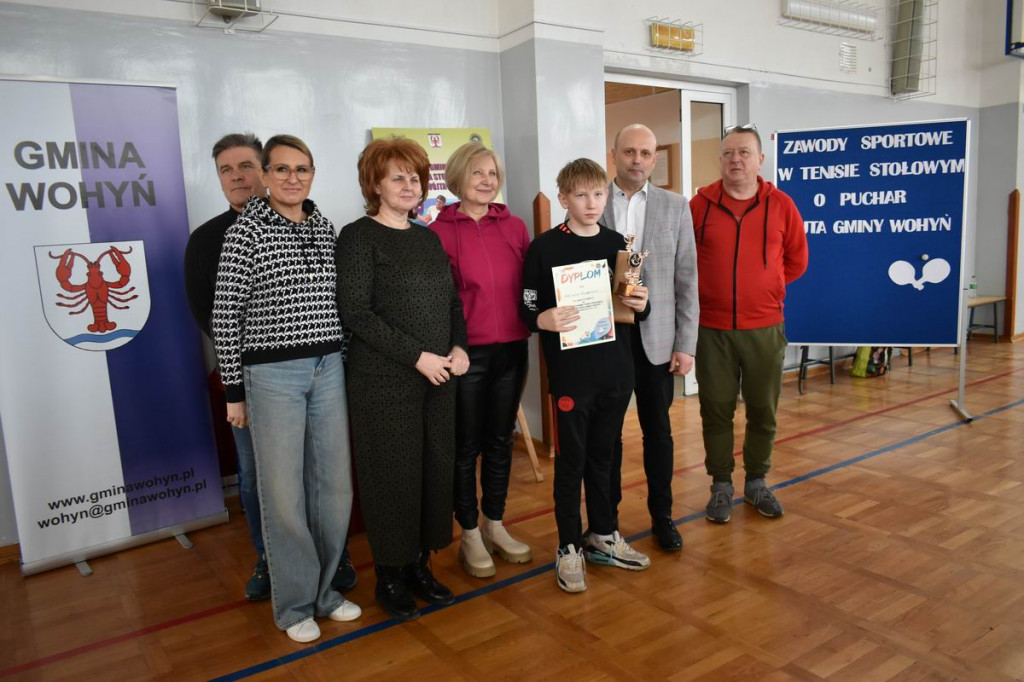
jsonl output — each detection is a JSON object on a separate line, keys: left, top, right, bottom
{"left": 695, "top": 324, "right": 787, "bottom": 481}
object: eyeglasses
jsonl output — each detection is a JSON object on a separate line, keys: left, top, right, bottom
{"left": 724, "top": 123, "right": 758, "bottom": 136}
{"left": 266, "top": 164, "right": 315, "bottom": 181}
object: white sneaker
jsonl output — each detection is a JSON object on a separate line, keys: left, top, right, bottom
{"left": 555, "top": 544, "right": 587, "bottom": 593}
{"left": 459, "top": 526, "right": 496, "bottom": 578}
{"left": 286, "top": 618, "right": 321, "bottom": 643}
{"left": 584, "top": 531, "right": 651, "bottom": 571}
{"left": 328, "top": 599, "right": 362, "bottom": 622}
{"left": 481, "top": 517, "right": 533, "bottom": 563}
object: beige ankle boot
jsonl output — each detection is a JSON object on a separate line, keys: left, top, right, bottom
{"left": 459, "top": 526, "right": 496, "bottom": 578}
{"left": 481, "top": 517, "right": 533, "bottom": 563}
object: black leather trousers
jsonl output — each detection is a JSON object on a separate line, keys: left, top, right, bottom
{"left": 453, "top": 340, "right": 529, "bottom": 529}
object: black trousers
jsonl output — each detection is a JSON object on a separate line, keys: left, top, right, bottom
{"left": 553, "top": 387, "right": 631, "bottom": 549}
{"left": 453, "top": 340, "right": 529, "bottom": 529}
{"left": 611, "top": 324, "right": 676, "bottom": 525}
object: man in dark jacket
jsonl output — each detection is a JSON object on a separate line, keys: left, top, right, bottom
{"left": 185, "top": 133, "right": 268, "bottom": 599}
{"left": 688, "top": 124, "right": 808, "bottom": 524}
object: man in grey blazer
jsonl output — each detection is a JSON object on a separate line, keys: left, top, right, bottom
{"left": 603, "top": 124, "right": 699, "bottom": 551}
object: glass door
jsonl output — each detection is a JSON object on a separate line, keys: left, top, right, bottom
{"left": 678, "top": 86, "right": 735, "bottom": 198}
{"left": 678, "top": 87, "right": 734, "bottom": 395}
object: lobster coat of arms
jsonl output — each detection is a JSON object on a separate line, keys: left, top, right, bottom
{"left": 35, "top": 240, "right": 151, "bottom": 351}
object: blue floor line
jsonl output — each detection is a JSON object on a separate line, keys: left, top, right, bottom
{"left": 212, "top": 396, "right": 1024, "bottom": 681}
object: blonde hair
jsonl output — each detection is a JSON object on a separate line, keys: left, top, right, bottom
{"left": 445, "top": 142, "right": 505, "bottom": 199}
{"left": 556, "top": 158, "right": 608, "bottom": 195}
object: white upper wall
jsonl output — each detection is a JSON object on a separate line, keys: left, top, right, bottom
{"left": 538, "top": 0, "right": 1007, "bottom": 108}
{"left": 13, "top": 0, "right": 500, "bottom": 50}
{"left": 11, "top": 0, "right": 1017, "bottom": 108}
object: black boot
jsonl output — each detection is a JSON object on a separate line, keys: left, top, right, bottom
{"left": 402, "top": 550, "right": 455, "bottom": 606}
{"left": 331, "top": 547, "right": 358, "bottom": 592}
{"left": 375, "top": 565, "right": 420, "bottom": 620}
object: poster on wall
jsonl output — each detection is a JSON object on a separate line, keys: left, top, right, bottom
{"left": 775, "top": 119, "right": 969, "bottom": 346}
{"left": 371, "top": 127, "right": 499, "bottom": 225}
{"left": 0, "top": 78, "right": 226, "bottom": 575}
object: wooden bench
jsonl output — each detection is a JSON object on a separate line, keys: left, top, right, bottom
{"left": 967, "top": 294, "right": 1007, "bottom": 342}
{"left": 795, "top": 346, "right": 857, "bottom": 395}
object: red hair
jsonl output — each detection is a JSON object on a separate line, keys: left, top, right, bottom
{"left": 357, "top": 137, "right": 430, "bottom": 216}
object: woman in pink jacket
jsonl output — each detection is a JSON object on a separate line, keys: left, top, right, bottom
{"left": 429, "top": 142, "right": 533, "bottom": 578}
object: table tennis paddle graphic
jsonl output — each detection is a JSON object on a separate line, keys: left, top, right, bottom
{"left": 888, "top": 257, "right": 951, "bottom": 291}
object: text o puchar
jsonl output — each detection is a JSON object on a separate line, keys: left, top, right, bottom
{"left": 839, "top": 190, "right": 907, "bottom": 206}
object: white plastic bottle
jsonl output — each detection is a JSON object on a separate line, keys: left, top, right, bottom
{"left": 969, "top": 274, "right": 978, "bottom": 298}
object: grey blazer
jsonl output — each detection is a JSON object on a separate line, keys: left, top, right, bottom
{"left": 602, "top": 182, "right": 699, "bottom": 364}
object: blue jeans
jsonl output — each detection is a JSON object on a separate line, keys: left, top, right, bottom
{"left": 231, "top": 424, "right": 264, "bottom": 558}
{"left": 244, "top": 353, "right": 352, "bottom": 630}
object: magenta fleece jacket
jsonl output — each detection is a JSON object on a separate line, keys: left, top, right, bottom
{"left": 429, "top": 202, "right": 532, "bottom": 346}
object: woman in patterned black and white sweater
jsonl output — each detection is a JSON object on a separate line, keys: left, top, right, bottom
{"left": 212, "top": 135, "right": 360, "bottom": 644}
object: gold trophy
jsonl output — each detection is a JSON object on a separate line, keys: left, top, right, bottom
{"left": 615, "top": 233, "right": 649, "bottom": 296}
{"left": 612, "top": 233, "right": 649, "bottom": 323}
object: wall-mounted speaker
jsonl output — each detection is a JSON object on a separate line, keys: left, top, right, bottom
{"left": 890, "top": 0, "right": 924, "bottom": 95}
{"left": 208, "top": 0, "right": 262, "bottom": 19}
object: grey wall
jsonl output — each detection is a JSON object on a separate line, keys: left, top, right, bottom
{"left": 500, "top": 40, "right": 541, "bottom": 236}
{"left": 0, "top": 3, "right": 505, "bottom": 228}
{"left": 499, "top": 37, "right": 607, "bottom": 439}
{"left": 976, "top": 103, "right": 1017, "bottom": 329}
{"left": 0, "top": 2, "right": 506, "bottom": 546}
{"left": 533, "top": 39, "right": 608, "bottom": 219}
{"left": 499, "top": 39, "right": 544, "bottom": 437}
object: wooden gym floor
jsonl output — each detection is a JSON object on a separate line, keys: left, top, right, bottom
{"left": 2, "top": 340, "right": 1024, "bottom": 681}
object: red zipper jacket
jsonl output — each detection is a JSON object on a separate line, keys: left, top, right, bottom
{"left": 690, "top": 177, "right": 808, "bottom": 331}
{"left": 430, "top": 202, "right": 531, "bottom": 346}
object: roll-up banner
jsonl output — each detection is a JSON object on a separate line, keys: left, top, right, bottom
{"left": 0, "top": 78, "right": 226, "bottom": 575}
{"left": 775, "top": 119, "right": 969, "bottom": 346}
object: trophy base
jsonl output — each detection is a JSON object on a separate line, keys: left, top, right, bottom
{"left": 616, "top": 282, "right": 637, "bottom": 297}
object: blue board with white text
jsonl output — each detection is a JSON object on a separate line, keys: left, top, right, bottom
{"left": 775, "top": 119, "right": 968, "bottom": 345}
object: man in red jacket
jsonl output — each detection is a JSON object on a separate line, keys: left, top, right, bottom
{"left": 689, "top": 124, "right": 808, "bottom": 524}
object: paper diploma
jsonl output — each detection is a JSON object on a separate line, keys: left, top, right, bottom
{"left": 552, "top": 259, "right": 615, "bottom": 350}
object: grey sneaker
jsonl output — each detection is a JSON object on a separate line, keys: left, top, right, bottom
{"left": 744, "top": 480, "right": 783, "bottom": 518}
{"left": 584, "top": 531, "right": 651, "bottom": 571}
{"left": 705, "top": 482, "right": 734, "bottom": 524}
{"left": 555, "top": 544, "right": 587, "bottom": 593}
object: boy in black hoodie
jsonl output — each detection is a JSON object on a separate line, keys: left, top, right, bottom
{"left": 520, "top": 158, "right": 653, "bottom": 593}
